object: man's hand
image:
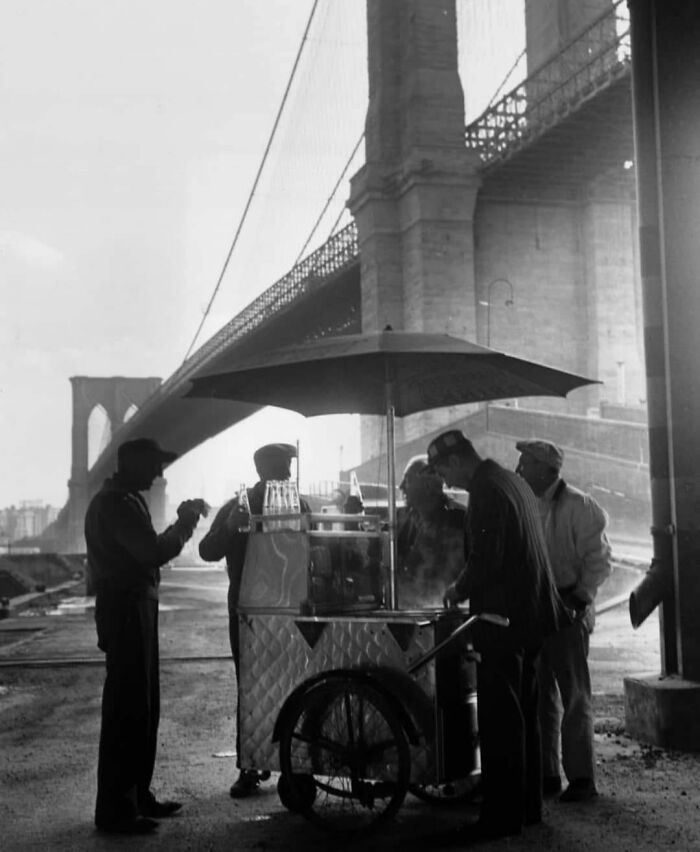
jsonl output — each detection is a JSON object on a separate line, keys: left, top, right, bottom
{"left": 561, "top": 589, "right": 590, "bottom": 620}
{"left": 443, "top": 582, "right": 462, "bottom": 609}
{"left": 225, "top": 504, "right": 250, "bottom": 533}
{"left": 177, "top": 498, "right": 210, "bottom": 528}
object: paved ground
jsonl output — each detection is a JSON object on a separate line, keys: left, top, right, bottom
{"left": 1, "top": 557, "right": 699, "bottom": 851}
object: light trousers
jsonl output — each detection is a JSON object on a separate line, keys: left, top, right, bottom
{"left": 538, "top": 616, "right": 595, "bottom": 783}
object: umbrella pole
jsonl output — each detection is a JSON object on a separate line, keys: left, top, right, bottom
{"left": 385, "top": 375, "right": 398, "bottom": 610}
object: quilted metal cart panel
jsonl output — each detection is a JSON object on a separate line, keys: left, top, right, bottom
{"left": 237, "top": 612, "right": 438, "bottom": 779}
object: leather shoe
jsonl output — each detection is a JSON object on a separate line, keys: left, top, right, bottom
{"left": 141, "top": 799, "right": 183, "bottom": 818}
{"left": 560, "top": 777, "right": 598, "bottom": 803}
{"left": 96, "top": 816, "right": 158, "bottom": 835}
{"left": 543, "top": 774, "right": 562, "bottom": 797}
{"left": 230, "top": 769, "right": 264, "bottom": 798}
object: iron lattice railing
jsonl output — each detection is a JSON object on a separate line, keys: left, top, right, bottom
{"left": 161, "top": 221, "right": 359, "bottom": 396}
{"left": 89, "top": 221, "right": 360, "bottom": 473}
{"left": 465, "top": 0, "right": 631, "bottom": 166}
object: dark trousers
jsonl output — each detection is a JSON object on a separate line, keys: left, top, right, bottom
{"left": 476, "top": 646, "right": 542, "bottom": 831}
{"left": 94, "top": 595, "right": 160, "bottom": 826}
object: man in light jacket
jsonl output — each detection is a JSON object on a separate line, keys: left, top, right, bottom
{"left": 516, "top": 438, "right": 612, "bottom": 803}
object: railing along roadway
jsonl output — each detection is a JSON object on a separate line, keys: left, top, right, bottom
{"left": 465, "top": 0, "right": 631, "bottom": 166}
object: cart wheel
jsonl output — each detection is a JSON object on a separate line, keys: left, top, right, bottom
{"left": 408, "top": 774, "right": 482, "bottom": 806}
{"left": 278, "top": 772, "right": 316, "bottom": 811}
{"left": 279, "top": 678, "right": 410, "bottom": 833}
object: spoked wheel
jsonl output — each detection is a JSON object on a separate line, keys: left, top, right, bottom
{"left": 409, "top": 774, "right": 482, "bottom": 806}
{"left": 278, "top": 772, "right": 316, "bottom": 812}
{"left": 279, "top": 678, "right": 410, "bottom": 833}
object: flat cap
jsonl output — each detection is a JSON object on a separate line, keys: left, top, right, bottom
{"left": 426, "top": 429, "right": 472, "bottom": 466}
{"left": 253, "top": 442, "right": 297, "bottom": 465}
{"left": 515, "top": 439, "right": 564, "bottom": 472}
{"left": 118, "top": 437, "right": 178, "bottom": 466}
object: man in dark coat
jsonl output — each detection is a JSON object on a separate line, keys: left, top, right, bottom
{"left": 199, "top": 442, "right": 309, "bottom": 797}
{"left": 429, "top": 429, "right": 570, "bottom": 843}
{"left": 85, "top": 437, "right": 206, "bottom": 835}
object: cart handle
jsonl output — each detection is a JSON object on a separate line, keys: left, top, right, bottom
{"left": 407, "top": 612, "right": 509, "bottom": 675}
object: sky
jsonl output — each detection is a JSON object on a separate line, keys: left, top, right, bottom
{"left": 1, "top": 0, "right": 523, "bottom": 511}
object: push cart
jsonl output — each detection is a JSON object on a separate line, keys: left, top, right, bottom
{"left": 234, "top": 510, "right": 505, "bottom": 833}
{"left": 185, "top": 328, "right": 589, "bottom": 831}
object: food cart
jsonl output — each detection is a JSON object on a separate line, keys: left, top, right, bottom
{"left": 186, "top": 327, "right": 597, "bottom": 832}
{"left": 234, "top": 508, "right": 485, "bottom": 832}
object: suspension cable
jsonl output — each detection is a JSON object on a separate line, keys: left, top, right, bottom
{"left": 325, "top": 202, "right": 350, "bottom": 242}
{"left": 292, "top": 130, "right": 364, "bottom": 266}
{"left": 182, "top": 0, "right": 321, "bottom": 364}
{"left": 486, "top": 46, "right": 526, "bottom": 108}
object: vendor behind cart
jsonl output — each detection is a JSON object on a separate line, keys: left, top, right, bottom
{"left": 199, "top": 442, "right": 310, "bottom": 798}
{"left": 397, "top": 459, "right": 467, "bottom": 608}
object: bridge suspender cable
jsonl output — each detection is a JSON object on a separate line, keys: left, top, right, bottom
{"left": 182, "top": 0, "right": 321, "bottom": 364}
{"left": 292, "top": 130, "right": 364, "bottom": 266}
{"left": 485, "top": 47, "right": 526, "bottom": 108}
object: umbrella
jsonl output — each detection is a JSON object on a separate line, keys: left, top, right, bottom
{"left": 186, "top": 328, "right": 599, "bottom": 606}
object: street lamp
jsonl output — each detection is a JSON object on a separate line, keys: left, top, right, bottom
{"left": 480, "top": 278, "right": 515, "bottom": 430}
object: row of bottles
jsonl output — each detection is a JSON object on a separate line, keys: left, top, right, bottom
{"left": 263, "top": 480, "right": 301, "bottom": 531}
{"left": 238, "top": 480, "right": 302, "bottom": 533}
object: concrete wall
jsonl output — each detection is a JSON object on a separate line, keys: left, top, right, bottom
{"left": 474, "top": 186, "right": 643, "bottom": 414}
{"left": 350, "top": 403, "right": 652, "bottom": 540}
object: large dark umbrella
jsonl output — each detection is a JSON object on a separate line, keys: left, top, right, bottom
{"left": 186, "top": 328, "right": 599, "bottom": 606}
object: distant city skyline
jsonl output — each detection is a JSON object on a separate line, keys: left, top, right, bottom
{"left": 0, "top": 501, "right": 58, "bottom": 543}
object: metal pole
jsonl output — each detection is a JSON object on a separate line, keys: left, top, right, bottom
{"left": 384, "top": 361, "right": 398, "bottom": 610}
{"left": 628, "top": 0, "right": 678, "bottom": 674}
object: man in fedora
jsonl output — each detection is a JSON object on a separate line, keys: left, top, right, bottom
{"left": 85, "top": 437, "right": 208, "bottom": 835}
{"left": 199, "top": 442, "right": 309, "bottom": 798}
{"left": 516, "top": 438, "right": 611, "bottom": 803}
{"left": 428, "top": 429, "right": 570, "bottom": 843}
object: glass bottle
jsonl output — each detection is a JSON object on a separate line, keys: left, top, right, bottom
{"left": 238, "top": 484, "right": 251, "bottom": 532}
{"left": 262, "top": 480, "right": 275, "bottom": 532}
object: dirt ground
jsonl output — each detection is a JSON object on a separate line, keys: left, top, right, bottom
{"left": 1, "top": 568, "right": 699, "bottom": 852}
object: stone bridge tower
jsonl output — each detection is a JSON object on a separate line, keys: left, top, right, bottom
{"left": 66, "top": 376, "right": 162, "bottom": 552}
{"left": 348, "top": 0, "right": 481, "bottom": 458}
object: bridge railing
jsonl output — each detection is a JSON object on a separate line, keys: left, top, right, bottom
{"left": 465, "top": 0, "right": 631, "bottom": 166}
{"left": 158, "top": 221, "right": 359, "bottom": 399}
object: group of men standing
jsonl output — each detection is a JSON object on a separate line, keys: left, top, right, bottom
{"left": 85, "top": 429, "right": 611, "bottom": 842}
{"left": 427, "top": 429, "right": 611, "bottom": 842}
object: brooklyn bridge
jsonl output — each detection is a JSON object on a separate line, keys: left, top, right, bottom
{"left": 21, "top": 0, "right": 700, "bottom": 745}
{"left": 56, "top": 0, "right": 646, "bottom": 552}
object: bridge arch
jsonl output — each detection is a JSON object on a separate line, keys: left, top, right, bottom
{"left": 87, "top": 404, "right": 112, "bottom": 469}
{"left": 66, "top": 376, "right": 162, "bottom": 551}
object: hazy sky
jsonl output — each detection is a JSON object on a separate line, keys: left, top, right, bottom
{"left": 1, "top": 0, "right": 523, "bottom": 511}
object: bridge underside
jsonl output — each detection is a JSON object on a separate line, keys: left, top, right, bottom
{"left": 88, "top": 263, "right": 361, "bottom": 485}
{"left": 478, "top": 75, "right": 634, "bottom": 199}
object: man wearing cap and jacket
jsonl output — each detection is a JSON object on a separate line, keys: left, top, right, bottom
{"left": 430, "top": 430, "right": 570, "bottom": 843}
{"left": 516, "top": 438, "right": 612, "bottom": 804}
{"left": 199, "top": 442, "right": 310, "bottom": 798}
{"left": 85, "top": 437, "right": 207, "bottom": 835}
